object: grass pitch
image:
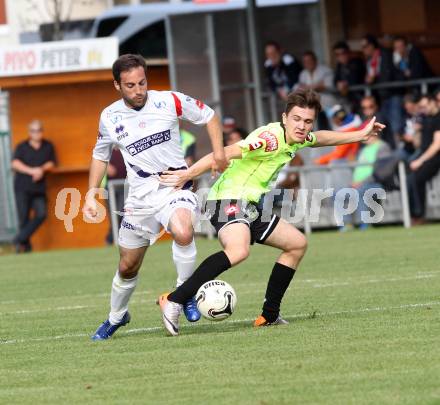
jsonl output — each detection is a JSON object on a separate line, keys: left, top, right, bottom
{"left": 1, "top": 225, "right": 439, "bottom": 404}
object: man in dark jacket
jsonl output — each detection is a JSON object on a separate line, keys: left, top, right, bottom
{"left": 264, "top": 41, "right": 302, "bottom": 101}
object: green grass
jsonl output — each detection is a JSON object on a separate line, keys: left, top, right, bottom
{"left": 1, "top": 225, "right": 439, "bottom": 404}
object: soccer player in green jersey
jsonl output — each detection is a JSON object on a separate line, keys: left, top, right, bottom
{"left": 158, "top": 89, "right": 385, "bottom": 335}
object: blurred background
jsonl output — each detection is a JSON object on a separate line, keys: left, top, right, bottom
{"left": 0, "top": 0, "right": 439, "bottom": 251}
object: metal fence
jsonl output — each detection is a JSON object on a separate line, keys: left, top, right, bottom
{"left": 107, "top": 160, "right": 440, "bottom": 243}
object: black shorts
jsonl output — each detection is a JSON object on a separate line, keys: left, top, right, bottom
{"left": 206, "top": 199, "right": 280, "bottom": 244}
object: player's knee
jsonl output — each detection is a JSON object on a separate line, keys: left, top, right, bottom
{"left": 287, "top": 233, "right": 307, "bottom": 256}
{"left": 172, "top": 229, "right": 194, "bottom": 246}
{"left": 119, "top": 257, "right": 141, "bottom": 277}
{"left": 225, "top": 246, "right": 249, "bottom": 265}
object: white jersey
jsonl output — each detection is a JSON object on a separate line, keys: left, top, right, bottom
{"left": 93, "top": 90, "right": 214, "bottom": 207}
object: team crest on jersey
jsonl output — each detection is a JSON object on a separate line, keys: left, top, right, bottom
{"left": 154, "top": 101, "right": 166, "bottom": 109}
{"left": 249, "top": 140, "right": 264, "bottom": 151}
{"left": 305, "top": 132, "right": 313, "bottom": 142}
{"left": 110, "top": 114, "right": 123, "bottom": 124}
{"left": 258, "top": 131, "right": 278, "bottom": 152}
{"left": 224, "top": 203, "right": 240, "bottom": 216}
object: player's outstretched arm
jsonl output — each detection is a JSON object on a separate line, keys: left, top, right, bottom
{"left": 206, "top": 114, "right": 228, "bottom": 174}
{"left": 83, "top": 158, "right": 108, "bottom": 219}
{"left": 160, "top": 143, "right": 242, "bottom": 188}
{"left": 314, "top": 117, "right": 386, "bottom": 147}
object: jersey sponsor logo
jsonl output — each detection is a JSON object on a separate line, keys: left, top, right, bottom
{"left": 224, "top": 203, "right": 240, "bottom": 216}
{"left": 115, "top": 125, "right": 129, "bottom": 141}
{"left": 154, "top": 101, "right": 166, "bottom": 109}
{"left": 126, "top": 129, "right": 171, "bottom": 156}
{"left": 258, "top": 131, "right": 278, "bottom": 152}
{"left": 196, "top": 99, "right": 204, "bottom": 109}
{"left": 249, "top": 140, "right": 264, "bottom": 151}
{"left": 305, "top": 132, "right": 313, "bottom": 142}
{"left": 287, "top": 151, "right": 296, "bottom": 159}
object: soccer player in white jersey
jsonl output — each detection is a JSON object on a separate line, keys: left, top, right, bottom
{"left": 83, "top": 54, "right": 227, "bottom": 340}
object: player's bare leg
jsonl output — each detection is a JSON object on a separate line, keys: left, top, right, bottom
{"left": 91, "top": 245, "right": 148, "bottom": 340}
{"left": 168, "top": 207, "right": 200, "bottom": 321}
{"left": 218, "top": 222, "right": 251, "bottom": 265}
{"left": 254, "top": 219, "right": 307, "bottom": 326}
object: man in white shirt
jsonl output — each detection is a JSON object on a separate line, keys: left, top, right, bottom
{"left": 83, "top": 54, "right": 227, "bottom": 340}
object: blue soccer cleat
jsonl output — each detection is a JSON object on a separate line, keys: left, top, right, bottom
{"left": 91, "top": 311, "right": 131, "bottom": 341}
{"left": 183, "top": 297, "right": 201, "bottom": 322}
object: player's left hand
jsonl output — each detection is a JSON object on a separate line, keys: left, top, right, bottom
{"left": 362, "top": 116, "right": 386, "bottom": 141}
{"left": 160, "top": 169, "right": 190, "bottom": 189}
{"left": 212, "top": 152, "right": 228, "bottom": 178}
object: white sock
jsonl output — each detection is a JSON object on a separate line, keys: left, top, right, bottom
{"left": 109, "top": 270, "right": 138, "bottom": 325}
{"left": 173, "top": 239, "right": 197, "bottom": 287}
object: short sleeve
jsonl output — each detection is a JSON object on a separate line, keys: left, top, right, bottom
{"left": 299, "top": 131, "right": 317, "bottom": 149}
{"left": 92, "top": 117, "right": 113, "bottom": 162}
{"left": 46, "top": 142, "right": 57, "bottom": 164}
{"left": 13, "top": 143, "right": 25, "bottom": 161}
{"left": 171, "top": 92, "right": 214, "bottom": 125}
{"left": 238, "top": 129, "right": 281, "bottom": 160}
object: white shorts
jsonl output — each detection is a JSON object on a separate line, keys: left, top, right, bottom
{"left": 118, "top": 188, "right": 199, "bottom": 249}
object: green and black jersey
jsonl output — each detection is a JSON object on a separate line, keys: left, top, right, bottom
{"left": 208, "top": 122, "right": 316, "bottom": 203}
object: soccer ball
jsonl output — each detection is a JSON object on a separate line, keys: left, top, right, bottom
{"left": 196, "top": 280, "right": 237, "bottom": 321}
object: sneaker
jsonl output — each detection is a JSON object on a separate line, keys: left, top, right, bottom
{"left": 157, "top": 293, "right": 182, "bottom": 336}
{"left": 253, "top": 315, "right": 289, "bottom": 327}
{"left": 183, "top": 297, "right": 201, "bottom": 322}
{"left": 91, "top": 311, "right": 131, "bottom": 341}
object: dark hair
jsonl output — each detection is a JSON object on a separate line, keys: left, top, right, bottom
{"left": 302, "top": 50, "right": 317, "bottom": 61}
{"left": 363, "top": 34, "right": 379, "bottom": 49}
{"left": 333, "top": 41, "right": 350, "bottom": 52}
{"left": 394, "top": 36, "right": 407, "bottom": 44}
{"left": 285, "top": 89, "right": 322, "bottom": 115}
{"left": 403, "top": 92, "right": 420, "bottom": 104}
{"left": 229, "top": 127, "right": 247, "bottom": 140}
{"left": 265, "top": 41, "right": 281, "bottom": 51}
{"left": 112, "top": 54, "right": 148, "bottom": 83}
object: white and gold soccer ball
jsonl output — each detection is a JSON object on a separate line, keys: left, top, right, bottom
{"left": 196, "top": 280, "right": 237, "bottom": 321}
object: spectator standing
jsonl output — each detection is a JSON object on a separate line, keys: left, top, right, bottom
{"left": 393, "top": 36, "right": 432, "bottom": 81}
{"left": 264, "top": 41, "right": 302, "bottom": 101}
{"left": 333, "top": 41, "right": 366, "bottom": 112}
{"left": 11, "top": 120, "right": 56, "bottom": 253}
{"left": 296, "top": 51, "right": 335, "bottom": 129}
{"left": 362, "top": 34, "right": 405, "bottom": 143}
{"left": 408, "top": 95, "right": 440, "bottom": 223}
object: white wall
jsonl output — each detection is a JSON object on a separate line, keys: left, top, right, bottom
{"left": 0, "top": 0, "right": 113, "bottom": 45}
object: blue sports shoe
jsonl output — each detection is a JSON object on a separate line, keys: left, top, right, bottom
{"left": 183, "top": 297, "right": 201, "bottom": 322}
{"left": 91, "top": 311, "right": 131, "bottom": 341}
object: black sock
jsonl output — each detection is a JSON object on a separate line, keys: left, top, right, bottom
{"left": 168, "top": 251, "right": 232, "bottom": 305}
{"left": 262, "top": 262, "right": 296, "bottom": 323}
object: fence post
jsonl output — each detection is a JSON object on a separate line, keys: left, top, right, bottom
{"left": 397, "top": 161, "right": 411, "bottom": 228}
{"left": 299, "top": 170, "right": 311, "bottom": 235}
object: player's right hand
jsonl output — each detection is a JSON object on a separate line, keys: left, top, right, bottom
{"left": 83, "top": 197, "right": 98, "bottom": 219}
{"left": 160, "top": 169, "right": 190, "bottom": 189}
